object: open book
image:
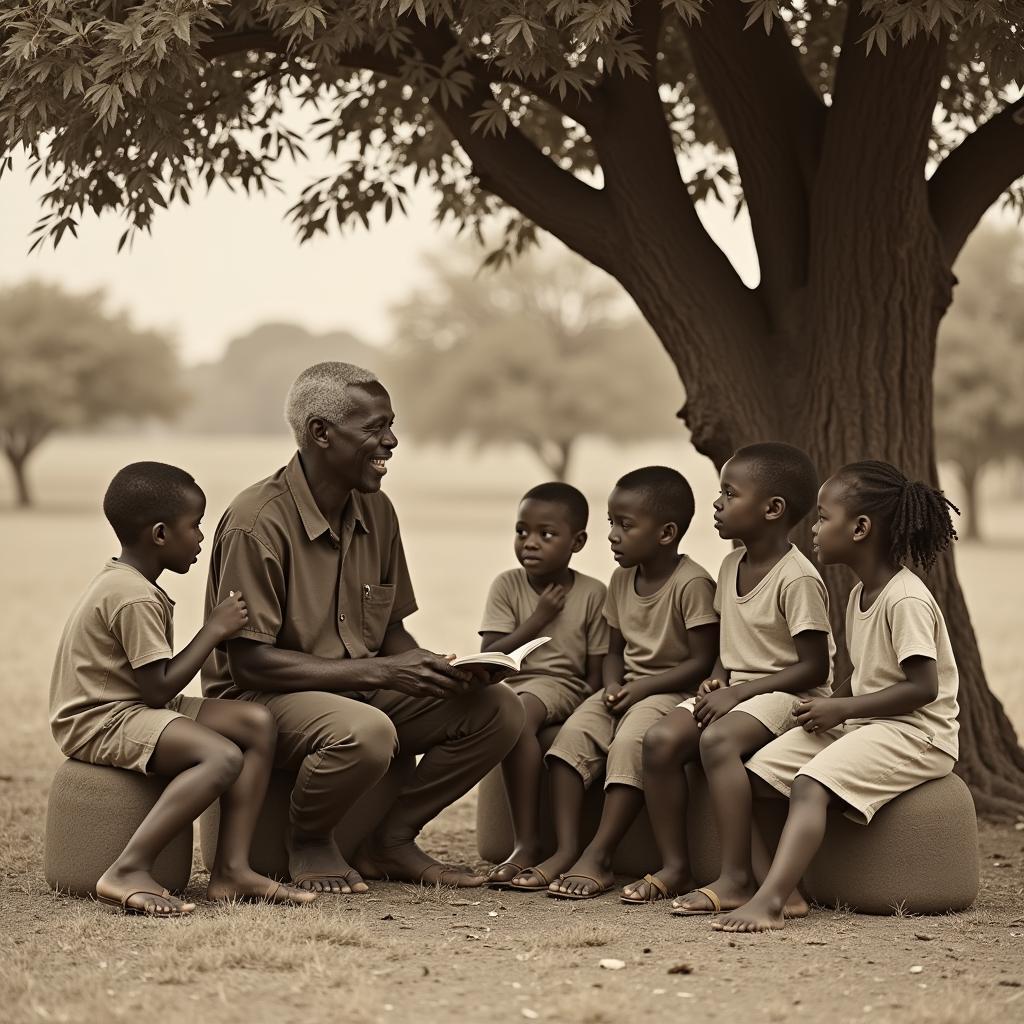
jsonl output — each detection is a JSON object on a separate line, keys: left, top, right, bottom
{"left": 451, "top": 636, "right": 551, "bottom": 671}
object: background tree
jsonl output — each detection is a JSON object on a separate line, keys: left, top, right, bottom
{"left": 0, "top": 282, "right": 180, "bottom": 507}
{"left": 389, "top": 247, "right": 683, "bottom": 480}
{"left": 934, "top": 226, "right": 1024, "bottom": 541}
{"left": 180, "top": 322, "right": 384, "bottom": 434}
{"left": 2, "top": 1, "right": 1023, "bottom": 811}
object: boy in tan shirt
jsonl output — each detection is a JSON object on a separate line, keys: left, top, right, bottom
{"left": 508, "top": 467, "right": 719, "bottom": 899}
{"left": 632, "top": 443, "right": 833, "bottom": 915}
{"left": 50, "top": 462, "right": 314, "bottom": 915}
{"left": 714, "top": 460, "right": 960, "bottom": 933}
{"left": 479, "top": 483, "right": 608, "bottom": 887}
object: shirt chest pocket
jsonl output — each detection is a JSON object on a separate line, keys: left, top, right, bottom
{"left": 361, "top": 583, "right": 396, "bottom": 654}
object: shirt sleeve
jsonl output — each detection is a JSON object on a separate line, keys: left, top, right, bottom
{"left": 209, "top": 528, "right": 286, "bottom": 644}
{"left": 780, "top": 576, "right": 832, "bottom": 637}
{"left": 479, "top": 574, "right": 518, "bottom": 635}
{"left": 603, "top": 573, "right": 621, "bottom": 631}
{"left": 383, "top": 519, "right": 418, "bottom": 625}
{"left": 586, "top": 584, "right": 611, "bottom": 655}
{"left": 111, "top": 600, "right": 173, "bottom": 669}
{"left": 679, "top": 576, "right": 719, "bottom": 629}
{"left": 890, "top": 596, "right": 938, "bottom": 664}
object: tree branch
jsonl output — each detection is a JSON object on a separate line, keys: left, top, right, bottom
{"left": 684, "top": 0, "right": 826, "bottom": 321}
{"left": 929, "top": 96, "right": 1024, "bottom": 262}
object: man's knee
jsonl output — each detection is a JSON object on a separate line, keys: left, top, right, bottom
{"left": 319, "top": 708, "right": 398, "bottom": 772}
{"left": 478, "top": 683, "right": 526, "bottom": 744}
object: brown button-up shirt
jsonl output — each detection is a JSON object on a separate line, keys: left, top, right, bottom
{"left": 201, "top": 453, "right": 417, "bottom": 699}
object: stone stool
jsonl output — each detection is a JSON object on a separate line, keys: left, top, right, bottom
{"left": 200, "top": 753, "right": 416, "bottom": 879}
{"left": 44, "top": 759, "right": 193, "bottom": 897}
{"left": 476, "top": 728, "right": 978, "bottom": 914}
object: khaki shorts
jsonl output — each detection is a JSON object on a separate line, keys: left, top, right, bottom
{"left": 546, "top": 689, "right": 684, "bottom": 790}
{"left": 510, "top": 674, "right": 589, "bottom": 727}
{"left": 69, "top": 695, "right": 206, "bottom": 775}
{"left": 745, "top": 719, "right": 955, "bottom": 824}
{"left": 677, "top": 690, "right": 802, "bottom": 736}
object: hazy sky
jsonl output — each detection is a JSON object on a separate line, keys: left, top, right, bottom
{"left": 0, "top": 153, "right": 761, "bottom": 366}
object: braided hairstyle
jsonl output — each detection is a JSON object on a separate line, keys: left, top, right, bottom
{"left": 835, "top": 460, "right": 960, "bottom": 572}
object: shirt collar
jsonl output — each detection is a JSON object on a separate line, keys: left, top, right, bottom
{"left": 284, "top": 452, "right": 370, "bottom": 542}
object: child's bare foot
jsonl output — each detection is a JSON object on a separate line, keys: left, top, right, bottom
{"left": 286, "top": 831, "right": 368, "bottom": 894}
{"left": 621, "top": 867, "right": 694, "bottom": 904}
{"left": 712, "top": 893, "right": 786, "bottom": 933}
{"left": 486, "top": 844, "right": 542, "bottom": 886}
{"left": 671, "top": 874, "right": 755, "bottom": 914}
{"left": 96, "top": 866, "right": 196, "bottom": 917}
{"left": 509, "top": 848, "right": 579, "bottom": 890}
{"left": 207, "top": 867, "right": 316, "bottom": 905}
{"left": 356, "top": 839, "right": 486, "bottom": 888}
{"left": 547, "top": 852, "right": 615, "bottom": 899}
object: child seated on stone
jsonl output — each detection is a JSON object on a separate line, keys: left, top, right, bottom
{"left": 634, "top": 443, "right": 834, "bottom": 912}
{"left": 508, "top": 466, "right": 719, "bottom": 899}
{"left": 49, "top": 462, "right": 314, "bottom": 916}
{"left": 713, "top": 460, "right": 961, "bottom": 933}
{"left": 480, "top": 483, "right": 609, "bottom": 888}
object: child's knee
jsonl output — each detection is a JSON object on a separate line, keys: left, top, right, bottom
{"left": 790, "top": 774, "right": 831, "bottom": 807}
{"left": 206, "top": 737, "right": 244, "bottom": 787}
{"left": 238, "top": 701, "right": 277, "bottom": 748}
{"left": 643, "top": 717, "right": 692, "bottom": 768}
{"left": 698, "top": 720, "right": 740, "bottom": 764}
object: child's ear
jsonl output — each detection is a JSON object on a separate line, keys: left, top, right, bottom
{"left": 658, "top": 522, "right": 679, "bottom": 547}
{"left": 572, "top": 530, "right": 588, "bottom": 553}
{"left": 152, "top": 522, "right": 168, "bottom": 547}
{"left": 852, "top": 514, "right": 872, "bottom": 543}
{"left": 764, "top": 496, "right": 787, "bottom": 522}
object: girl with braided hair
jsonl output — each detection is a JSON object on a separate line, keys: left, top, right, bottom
{"left": 711, "top": 460, "right": 961, "bottom": 933}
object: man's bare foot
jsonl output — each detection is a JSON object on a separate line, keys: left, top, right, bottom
{"left": 712, "top": 894, "right": 786, "bottom": 933}
{"left": 356, "top": 839, "right": 485, "bottom": 888}
{"left": 207, "top": 867, "right": 316, "bottom": 905}
{"left": 286, "top": 831, "right": 368, "bottom": 894}
{"left": 547, "top": 851, "right": 615, "bottom": 898}
{"left": 487, "top": 843, "right": 542, "bottom": 886}
{"left": 622, "top": 867, "right": 694, "bottom": 904}
{"left": 96, "top": 866, "right": 195, "bottom": 917}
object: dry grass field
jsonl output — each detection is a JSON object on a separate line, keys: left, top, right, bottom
{"left": 1, "top": 436, "right": 1022, "bottom": 1024}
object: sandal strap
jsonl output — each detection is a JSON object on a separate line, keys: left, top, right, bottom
{"left": 692, "top": 886, "right": 722, "bottom": 912}
{"left": 643, "top": 873, "right": 670, "bottom": 900}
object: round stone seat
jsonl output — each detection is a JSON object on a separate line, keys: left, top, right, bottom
{"left": 200, "top": 753, "right": 416, "bottom": 879}
{"left": 476, "top": 725, "right": 978, "bottom": 915}
{"left": 44, "top": 759, "right": 193, "bottom": 897}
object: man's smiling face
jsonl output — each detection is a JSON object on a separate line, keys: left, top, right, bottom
{"left": 323, "top": 382, "right": 398, "bottom": 493}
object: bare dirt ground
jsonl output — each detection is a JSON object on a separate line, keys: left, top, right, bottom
{"left": 2, "top": 438, "right": 1023, "bottom": 1024}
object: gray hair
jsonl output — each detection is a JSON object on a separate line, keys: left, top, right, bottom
{"left": 284, "top": 361, "right": 379, "bottom": 446}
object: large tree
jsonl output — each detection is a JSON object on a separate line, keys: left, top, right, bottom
{"left": 2, "top": 1, "right": 1023, "bottom": 813}
{"left": 0, "top": 282, "right": 180, "bottom": 507}
{"left": 388, "top": 247, "right": 683, "bottom": 479}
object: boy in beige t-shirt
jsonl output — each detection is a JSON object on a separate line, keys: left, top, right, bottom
{"left": 507, "top": 467, "right": 719, "bottom": 899}
{"left": 633, "top": 443, "right": 833, "bottom": 914}
{"left": 50, "top": 462, "right": 313, "bottom": 915}
{"left": 479, "top": 483, "right": 608, "bottom": 888}
{"left": 715, "top": 460, "right": 960, "bottom": 933}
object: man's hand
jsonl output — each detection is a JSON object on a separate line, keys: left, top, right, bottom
{"left": 793, "top": 696, "right": 849, "bottom": 734}
{"left": 382, "top": 648, "right": 472, "bottom": 700}
{"left": 535, "top": 583, "right": 568, "bottom": 625}
{"left": 693, "top": 685, "right": 742, "bottom": 728}
{"left": 207, "top": 590, "right": 249, "bottom": 643}
{"left": 696, "top": 677, "right": 727, "bottom": 698}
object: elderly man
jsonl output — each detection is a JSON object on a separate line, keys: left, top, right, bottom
{"left": 201, "top": 362, "right": 524, "bottom": 891}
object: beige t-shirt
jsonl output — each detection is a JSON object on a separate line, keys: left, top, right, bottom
{"left": 716, "top": 545, "right": 834, "bottom": 696}
{"left": 845, "top": 567, "right": 960, "bottom": 759}
{"left": 604, "top": 555, "right": 718, "bottom": 682}
{"left": 49, "top": 559, "right": 175, "bottom": 757}
{"left": 479, "top": 569, "right": 609, "bottom": 693}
